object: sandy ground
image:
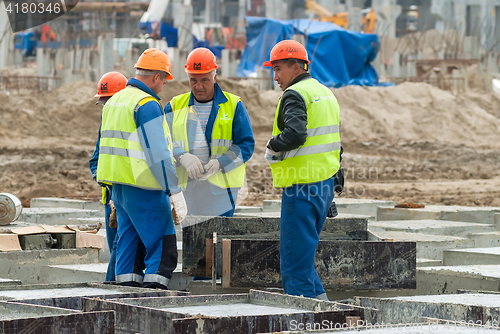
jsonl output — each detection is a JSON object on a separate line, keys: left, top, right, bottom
{"left": 1, "top": 71, "right": 500, "bottom": 208}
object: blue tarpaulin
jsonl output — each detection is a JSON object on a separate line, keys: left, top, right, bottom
{"left": 237, "top": 17, "right": 380, "bottom": 87}
{"left": 138, "top": 21, "right": 178, "bottom": 47}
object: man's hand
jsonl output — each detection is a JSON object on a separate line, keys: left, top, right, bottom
{"left": 265, "top": 139, "right": 281, "bottom": 163}
{"left": 170, "top": 192, "right": 187, "bottom": 224}
{"left": 199, "top": 159, "right": 220, "bottom": 181}
{"left": 178, "top": 153, "right": 205, "bottom": 179}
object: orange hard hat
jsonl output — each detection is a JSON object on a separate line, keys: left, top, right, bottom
{"left": 184, "top": 48, "right": 218, "bottom": 74}
{"left": 134, "top": 48, "right": 173, "bottom": 80}
{"left": 94, "top": 72, "right": 127, "bottom": 98}
{"left": 262, "top": 40, "right": 310, "bottom": 67}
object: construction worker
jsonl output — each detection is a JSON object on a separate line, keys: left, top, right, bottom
{"left": 97, "top": 48, "right": 187, "bottom": 289}
{"left": 165, "top": 48, "right": 254, "bottom": 217}
{"left": 89, "top": 71, "right": 127, "bottom": 282}
{"left": 263, "top": 40, "right": 341, "bottom": 300}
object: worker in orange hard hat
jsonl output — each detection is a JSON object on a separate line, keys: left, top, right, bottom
{"left": 165, "top": 47, "right": 254, "bottom": 218}
{"left": 263, "top": 40, "right": 342, "bottom": 300}
{"left": 89, "top": 72, "right": 130, "bottom": 282}
{"left": 96, "top": 48, "right": 187, "bottom": 290}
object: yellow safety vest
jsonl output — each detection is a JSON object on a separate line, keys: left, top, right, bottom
{"left": 270, "top": 78, "right": 341, "bottom": 188}
{"left": 169, "top": 92, "right": 246, "bottom": 190}
{"left": 97, "top": 86, "right": 174, "bottom": 190}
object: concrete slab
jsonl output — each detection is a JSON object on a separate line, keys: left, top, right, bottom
{"left": 0, "top": 278, "right": 21, "bottom": 287}
{"left": 357, "top": 293, "right": 500, "bottom": 325}
{"left": 368, "top": 231, "right": 475, "bottom": 260}
{"left": 377, "top": 205, "right": 500, "bottom": 224}
{"left": 30, "top": 197, "right": 103, "bottom": 211}
{"left": 19, "top": 208, "right": 102, "bottom": 225}
{"left": 467, "top": 231, "right": 500, "bottom": 248}
{"left": 46, "top": 263, "right": 190, "bottom": 290}
{"left": 0, "top": 282, "right": 188, "bottom": 310}
{"left": 83, "top": 289, "right": 370, "bottom": 334}
{"left": 368, "top": 219, "right": 495, "bottom": 237}
{"left": 0, "top": 300, "right": 114, "bottom": 332}
{"left": 0, "top": 248, "right": 101, "bottom": 284}
{"left": 444, "top": 247, "right": 500, "bottom": 266}
{"left": 182, "top": 216, "right": 369, "bottom": 277}
{"left": 417, "top": 258, "right": 443, "bottom": 267}
{"left": 260, "top": 198, "right": 396, "bottom": 219}
{"left": 417, "top": 265, "right": 500, "bottom": 295}
{"left": 234, "top": 205, "right": 263, "bottom": 214}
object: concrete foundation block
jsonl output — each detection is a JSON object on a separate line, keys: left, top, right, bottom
{"left": 0, "top": 278, "right": 21, "bottom": 287}
{"left": 444, "top": 247, "right": 500, "bottom": 266}
{"left": 417, "top": 265, "right": 500, "bottom": 295}
{"left": 82, "top": 289, "right": 369, "bottom": 334}
{"left": 357, "top": 293, "right": 500, "bottom": 325}
{"left": 30, "top": 197, "right": 103, "bottom": 211}
{"left": 0, "top": 301, "right": 114, "bottom": 333}
{"left": 261, "top": 198, "right": 396, "bottom": 219}
{"left": 0, "top": 282, "right": 188, "bottom": 310}
{"left": 377, "top": 206, "right": 500, "bottom": 224}
{"left": 417, "top": 258, "right": 442, "bottom": 267}
{"left": 370, "top": 231, "right": 475, "bottom": 260}
{"left": 19, "top": 208, "right": 102, "bottom": 225}
{"left": 234, "top": 206, "right": 263, "bottom": 214}
{"left": 467, "top": 231, "right": 500, "bottom": 248}
{"left": 368, "top": 219, "right": 496, "bottom": 238}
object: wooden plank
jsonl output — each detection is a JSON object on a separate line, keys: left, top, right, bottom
{"left": 205, "top": 239, "right": 213, "bottom": 278}
{"left": 224, "top": 240, "right": 416, "bottom": 290}
{"left": 222, "top": 239, "right": 231, "bottom": 288}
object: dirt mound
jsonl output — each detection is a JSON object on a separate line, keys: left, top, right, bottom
{"left": 335, "top": 82, "right": 500, "bottom": 148}
{"left": 0, "top": 79, "right": 100, "bottom": 145}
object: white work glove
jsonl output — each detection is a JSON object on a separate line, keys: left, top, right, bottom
{"left": 265, "top": 139, "right": 281, "bottom": 163}
{"left": 170, "top": 191, "right": 187, "bottom": 225}
{"left": 178, "top": 153, "right": 205, "bottom": 179}
{"left": 199, "top": 159, "right": 221, "bottom": 181}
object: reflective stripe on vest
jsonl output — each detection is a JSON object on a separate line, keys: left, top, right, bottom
{"left": 170, "top": 92, "right": 246, "bottom": 190}
{"left": 97, "top": 86, "right": 174, "bottom": 190}
{"left": 270, "top": 78, "right": 341, "bottom": 188}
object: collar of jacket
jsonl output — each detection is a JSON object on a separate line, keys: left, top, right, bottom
{"left": 187, "top": 82, "right": 227, "bottom": 106}
{"left": 126, "top": 78, "right": 162, "bottom": 101}
{"left": 288, "top": 72, "right": 311, "bottom": 88}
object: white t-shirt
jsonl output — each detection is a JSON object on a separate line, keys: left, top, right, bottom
{"left": 191, "top": 99, "right": 212, "bottom": 163}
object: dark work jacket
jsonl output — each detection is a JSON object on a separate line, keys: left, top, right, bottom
{"left": 268, "top": 73, "right": 310, "bottom": 152}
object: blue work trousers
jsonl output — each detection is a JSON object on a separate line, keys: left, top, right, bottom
{"left": 112, "top": 184, "right": 177, "bottom": 288}
{"left": 280, "top": 176, "right": 335, "bottom": 298}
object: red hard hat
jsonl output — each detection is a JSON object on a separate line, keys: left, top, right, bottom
{"left": 263, "top": 40, "right": 310, "bottom": 67}
{"left": 135, "top": 48, "right": 173, "bottom": 80}
{"left": 184, "top": 48, "right": 218, "bottom": 74}
{"left": 95, "top": 72, "right": 127, "bottom": 98}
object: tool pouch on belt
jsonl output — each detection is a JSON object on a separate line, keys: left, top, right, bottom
{"left": 109, "top": 201, "right": 117, "bottom": 228}
{"left": 333, "top": 166, "right": 344, "bottom": 195}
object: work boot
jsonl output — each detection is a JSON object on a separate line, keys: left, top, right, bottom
{"left": 116, "top": 281, "right": 142, "bottom": 288}
{"left": 142, "top": 282, "right": 168, "bottom": 290}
